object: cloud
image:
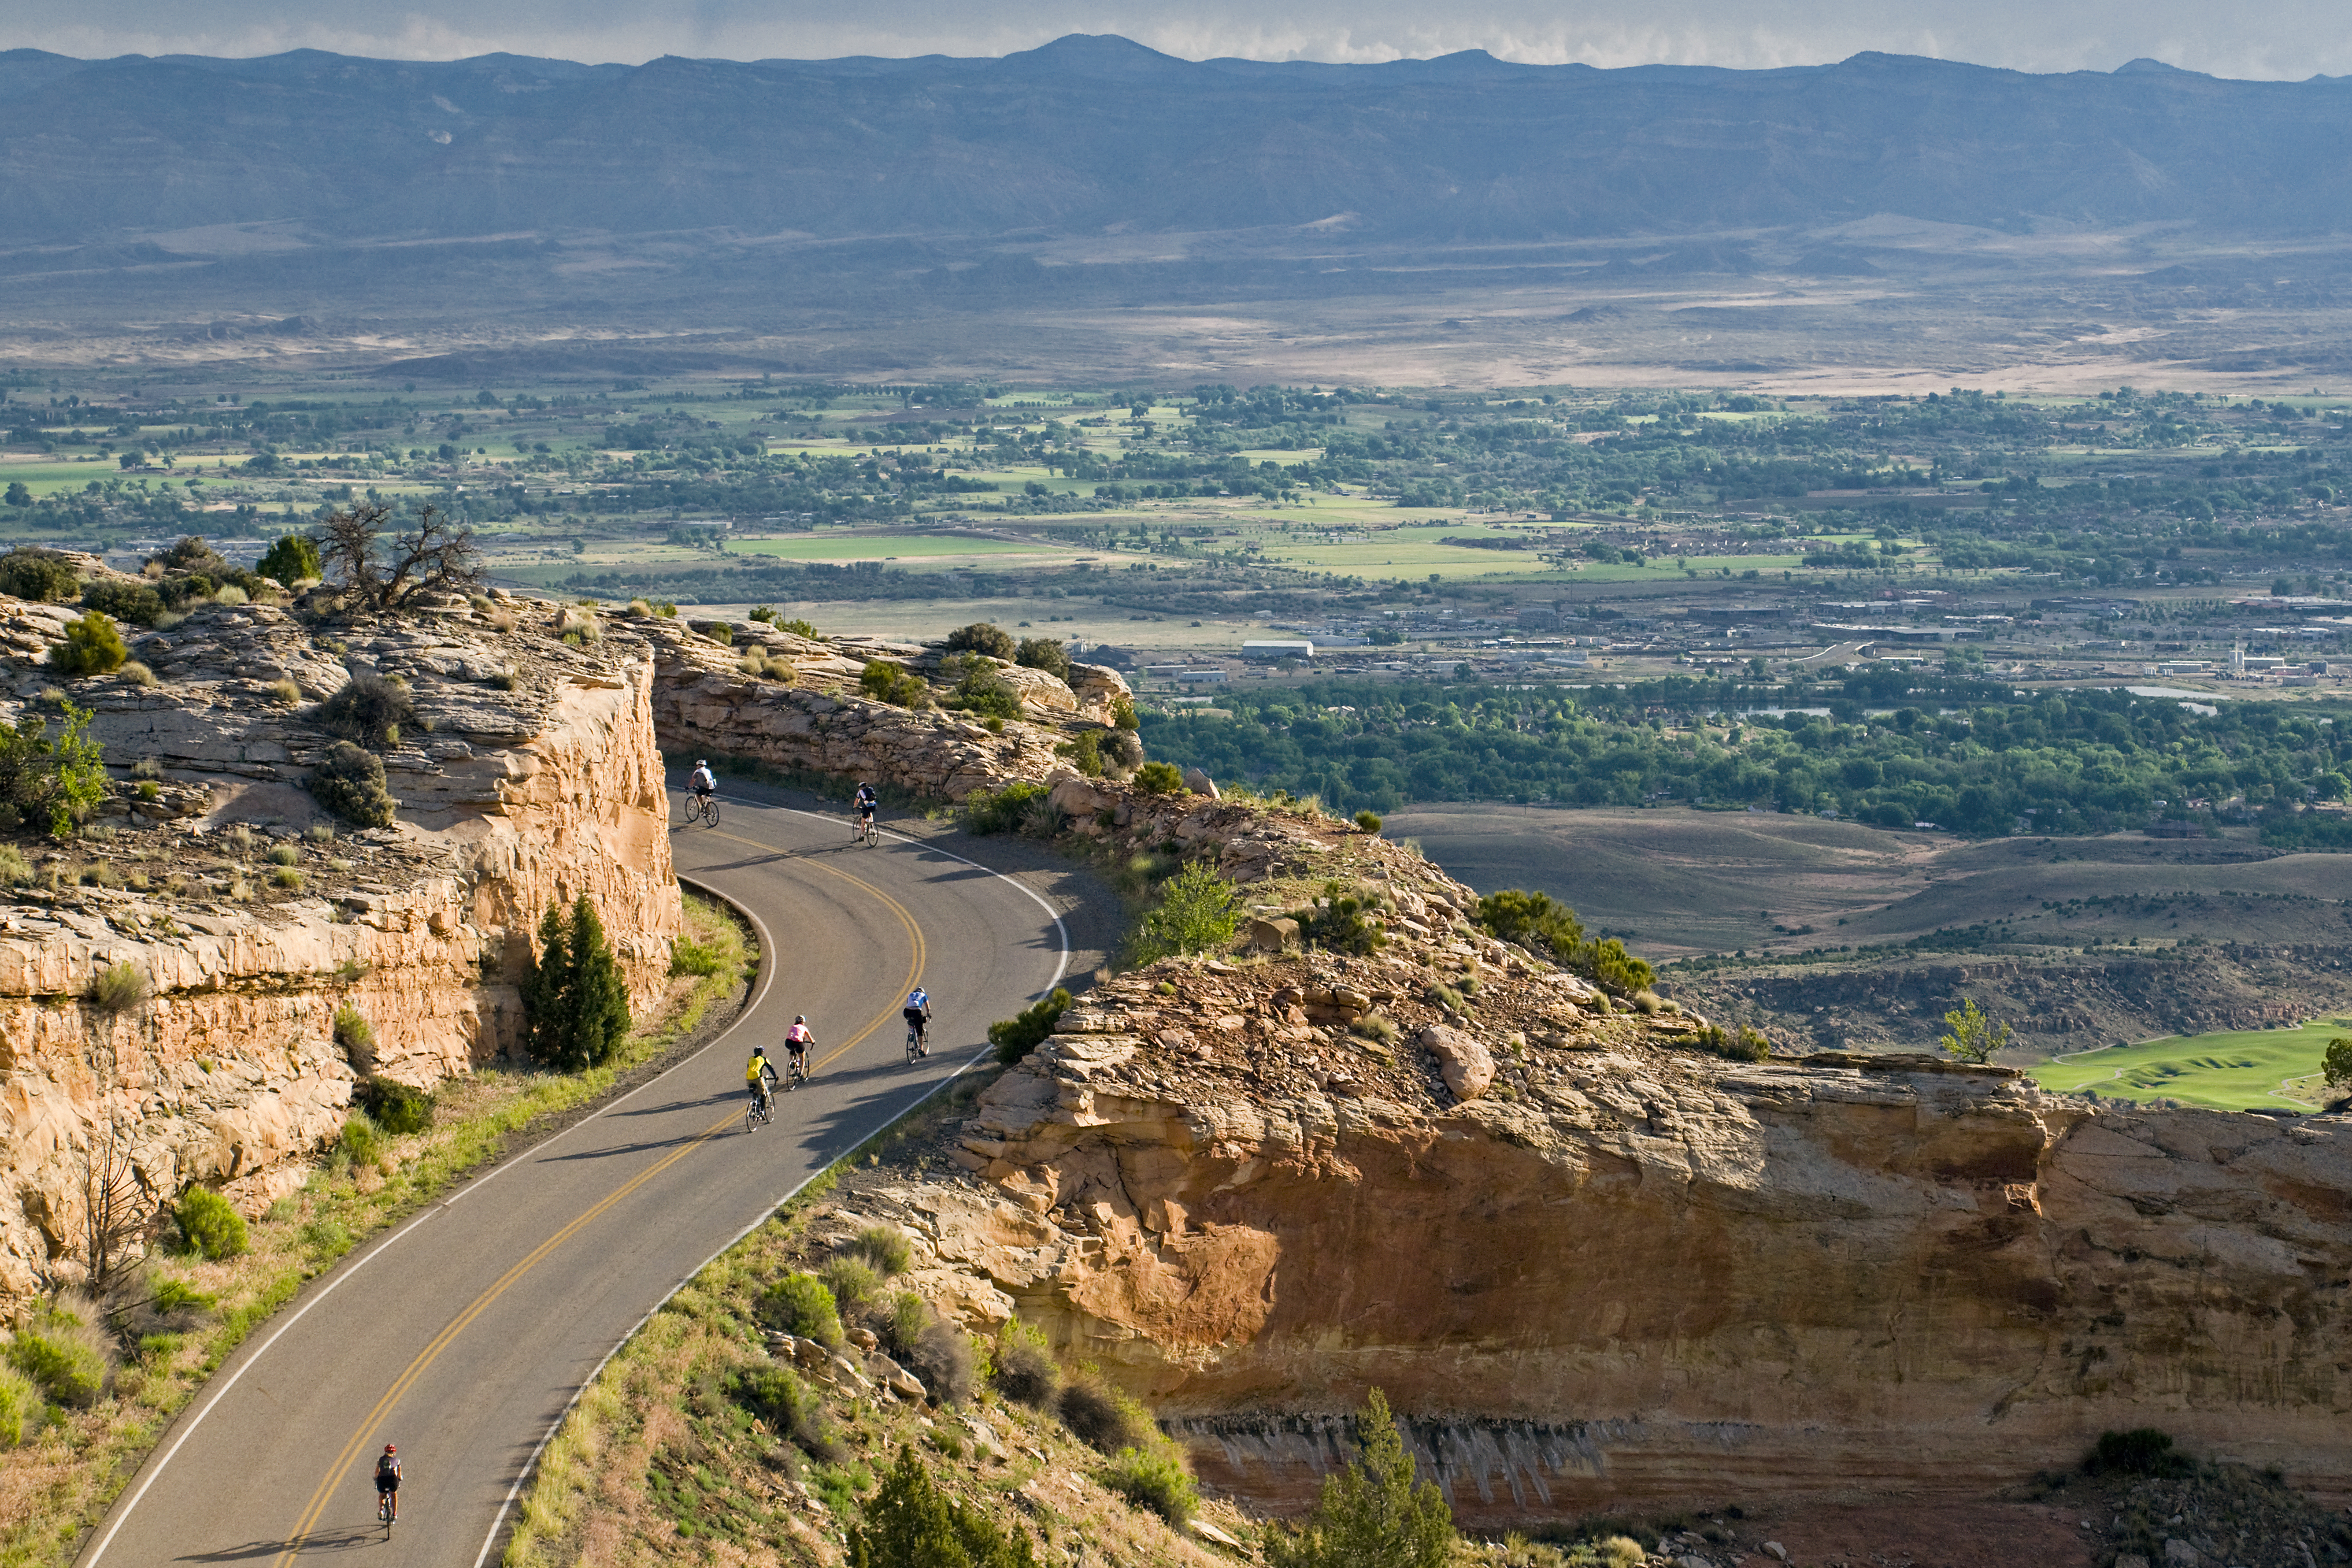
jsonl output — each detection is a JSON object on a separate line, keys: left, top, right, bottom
{"left": 9, "top": 0, "right": 2352, "bottom": 80}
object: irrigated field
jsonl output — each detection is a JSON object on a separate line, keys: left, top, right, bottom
{"left": 2030, "top": 1019, "right": 2352, "bottom": 1111}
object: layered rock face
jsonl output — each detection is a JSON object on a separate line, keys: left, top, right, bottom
{"left": 0, "top": 585, "right": 677, "bottom": 1298}
{"left": 938, "top": 992, "right": 2352, "bottom": 1518}
{"left": 783, "top": 776, "right": 2352, "bottom": 1518}
{"left": 643, "top": 614, "right": 1132, "bottom": 800}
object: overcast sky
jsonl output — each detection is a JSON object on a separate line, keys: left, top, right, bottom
{"left": 8, "top": 0, "right": 2350, "bottom": 80}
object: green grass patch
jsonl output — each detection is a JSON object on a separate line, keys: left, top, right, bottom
{"left": 2029, "top": 1017, "right": 2352, "bottom": 1111}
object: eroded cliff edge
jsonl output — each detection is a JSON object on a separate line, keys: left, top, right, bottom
{"left": 0, "top": 583, "right": 677, "bottom": 1297}
{"left": 771, "top": 774, "right": 2352, "bottom": 1519}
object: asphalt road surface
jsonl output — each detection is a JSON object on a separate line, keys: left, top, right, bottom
{"left": 82, "top": 785, "right": 1078, "bottom": 1567}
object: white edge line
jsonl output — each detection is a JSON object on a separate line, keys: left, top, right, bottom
{"left": 82, "top": 870, "right": 780, "bottom": 1567}
{"left": 470, "top": 797, "right": 1070, "bottom": 1567}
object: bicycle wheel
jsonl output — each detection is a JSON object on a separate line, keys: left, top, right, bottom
{"left": 905, "top": 1026, "right": 920, "bottom": 1064}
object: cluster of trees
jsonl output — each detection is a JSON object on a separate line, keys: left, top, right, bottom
{"left": 1140, "top": 677, "right": 2352, "bottom": 835}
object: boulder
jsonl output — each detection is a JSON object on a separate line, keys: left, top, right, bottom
{"left": 1417, "top": 1024, "right": 1495, "bottom": 1101}
{"left": 1181, "top": 767, "right": 1219, "bottom": 798}
{"left": 1244, "top": 917, "right": 1300, "bottom": 952}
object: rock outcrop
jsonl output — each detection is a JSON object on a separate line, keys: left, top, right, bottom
{"left": 0, "top": 583, "right": 677, "bottom": 1298}
{"left": 747, "top": 775, "right": 2352, "bottom": 1522}
{"left": 643, "top": 613, "right": 1132, "bottom": 800}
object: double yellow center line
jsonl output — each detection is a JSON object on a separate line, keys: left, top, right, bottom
{"left": 268, "top": 845, "right": 922, "bottom": 1563}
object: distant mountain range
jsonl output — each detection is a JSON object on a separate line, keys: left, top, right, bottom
{"left": 6, "top": 34, "right": 2352, "bottom": 250}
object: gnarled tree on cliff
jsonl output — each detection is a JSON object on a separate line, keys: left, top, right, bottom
{"left": 318, "top": 501, "right": 484, "bottom": 612}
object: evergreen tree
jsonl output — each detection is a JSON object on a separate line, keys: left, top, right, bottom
{"left": 850, "top": 1446, "right": 1039, "bottom": 1568}
{"left": 524, "top": 896, "right": 633, "bottom": 1071}
{"left": 564, "top": 894, "right": 632, "bottom": 1069}
{"left": 1264, "top": 1389, "right": 1454, "bottom": 1568}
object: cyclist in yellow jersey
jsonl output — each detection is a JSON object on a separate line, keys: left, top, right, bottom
{"left": 746, "top": 1046, "right": 778, "bottom": 1117}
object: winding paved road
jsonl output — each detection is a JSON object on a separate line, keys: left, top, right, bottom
{"left": 81, "top": 784, "right": 1085, "bottom": 1567}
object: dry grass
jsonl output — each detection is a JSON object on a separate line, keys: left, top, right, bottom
{"left": 0, "top": 892, "right": 755, "bottom": 1568}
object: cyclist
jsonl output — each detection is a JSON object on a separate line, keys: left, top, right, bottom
{"left": 784, "top": 1015, "right": 816, "bottom": 1082}
{"left": 746, "top": 1044, "right": 779, "bottom": 1118}
{"left": 688, "top": 759, "right": 717, "bottom": 805}
{"left": 902, "top": 987, "right": 932, "bottom": 1057}
{"left": 375, "top": 1444, "right": 401, "bottom": 1522}
{"left": 852, "top": 781, "right": 879, "bottom": 840}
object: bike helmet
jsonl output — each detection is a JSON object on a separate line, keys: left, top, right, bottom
{"left": 697, "top": 759, "right": 708, "bottom": 768}
{"left": 384, "top": 1444, "right": 397, "bottom": 1455}
{"left": 795, "top": 1014, "right": 806, "bottom": 1024}
{"left": 751, "top": 1044, "right": 765, "bottom": 1055}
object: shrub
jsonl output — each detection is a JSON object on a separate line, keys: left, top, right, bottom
{"left": 990, "top": 1319, "right": 1061, "bottom": 1407}
{"left": 267, "top": 843, "right": 300, "bottom": 866}
{"left": 1287, "top": 881, "right": 1388, "bottom": 958}
{"left": 1015, "top": 637, "right": 1072, "bottom": 680}
{"left": 1354, "top": 809, "right": 1384, "bottom": 833}
{"left": 318, "top": 673, "right": 414, "bottom": 750}
{"left": 267, "top": 679, "right": 302, "bottom": 705}
{"left": 0, "top": 1363, "right": 36, "bottom": 1447}
{"left": 859, "top": 659, "right": 928, "bottom": 708}
{"left": 1099, "top": 1444, "right": 1199, "bottom": 1528}
{"left": 86, "top": 961, "right": 149, "bottom": 1014}
{"left": 1352, "top": 1013, "right": 1401, "bottom": 1045}
{"left": 307, "top": 740, "right": 397, "bottom": 827}
{"left": 910, "top": 1319, "right": 978, "bottom": 1405}
{"left": 1692, "top": 1024, "right": 1772, "bottom": 1062}
{"left": 1110, "top": 696, "right": 1138, "bottom": 731}
{"left": 1058, "top": 1373, "right": 1157, "bottom": 1455}
{"left": 2327, "top": 1035, "right": 2352, "bottom": 1091}
{"left": 0, "top": 551, "right": 80, "bottom": 603}
{"left": 521, "top": 896, "right": 634, "bottom": 1072}
{"left": 358, "top": 1077, "right": 434, "bottom": 1135}
{"left": 339, "top": 1111, "right": 387, "bottom": 1167}
{"left": 0, "top": 847, "right": 29, "bottom": 887}
{"left": 852, "top": 1445, "right": 1038, "bottom": 1568}
{"left": 669, "top": 934, "right": 725, "bottom": 976}
{"left": 988, "top": 987, "right": 1072, "bottom": 1066}
{"left": 962, "top": 780, "right": 1049, "bottom": 837}
{"left": 2085, "top": 1428, "right": 2194, "bottom": 1477}
{"left": 944, "top": 622, "right": 1016, "bottom": 659}
{"left": 729, "top": 1363, "right": 838, "bottom": 1461}
{"left": 1105, "top": 729, "right": 1143, "bottom": 772}
{"left": 1057, "top": 729, "right": 1104, "bottom": 778}
{"left": 333, "top": 1002, "right": 375, "bottom": 1057}
{"left": 118, "top": 660, "right": 157, "bottom": 688}
{"left": 1477, "top": 889, "right": 1586, "bottom": 957}
{"left": 257, "top": 532, "right": 321, "bottom": 585}
{"left": 1134, "top": 760, "right": 1186, "bottom": 795}
{"left": 820, "top": 1256, "right": 881, "bottom": 1313}
{"left": 850, "top": 1225, "right": 913, "bottom": 1276}
{"left": 0, "top": 701, "right": 106, "bottom": 836}
{"left": 1578, "top": 936, "right": 1654, "bottom": 996}
{"left": 211, "top": 584, "right": 249, "bottom": 607}
{"left": 757, "top": 1272, "right": 843, "bottom": 1348}
{"left": 943, "top": 658, "right": 1023, "bottom": 721}
{"left": 81, "top": 579, "right": 164, "bottom": 627}
{"left": 6, "top": 1298, "right": 112, "bottom": 1408}
{"left": 175, "top": 1187, "right": 249, "bottom": 1260}
{"left": 1263, "top": 1388, "right": 1454, "bottom": 1568}
{"left": 881, "top": 1290, "right": 930, "bottom": 1358}
{"left": 49, "top": 611, "right": 128, "bottom": 677}
{"left": 1132, "top": 861, "right": 1242, "bottom": 962}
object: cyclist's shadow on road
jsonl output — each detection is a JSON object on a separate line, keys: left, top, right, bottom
{"left": 178, "top": 1523, "right": 381, "bottom": 1559}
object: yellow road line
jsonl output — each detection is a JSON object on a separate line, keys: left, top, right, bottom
{"left": 272, "top": 839, "right": 922, "bottom": 1562}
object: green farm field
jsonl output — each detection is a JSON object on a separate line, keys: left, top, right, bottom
{"left": 2029, "top": 1018, "right": 2352, "bottom": 1110}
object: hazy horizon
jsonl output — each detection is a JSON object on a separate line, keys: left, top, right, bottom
{"left": 6, "top": 1, "right": 2352, "bottom": 82}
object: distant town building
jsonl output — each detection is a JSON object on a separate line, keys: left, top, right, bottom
{"left": 1242, "top": 640, "right": 1314, "bottom": 661}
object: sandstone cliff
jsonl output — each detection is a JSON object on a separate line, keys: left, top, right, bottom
{"left": 738, "top": 774, "right": 2352, "bottom": 1521}
{"left": 0, "top": 584, "right": 677, "bottom": 1298}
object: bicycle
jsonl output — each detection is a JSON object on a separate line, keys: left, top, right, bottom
{"left": 683, "top": 791, "right": 720, "bottom": 829}
{"left": 905, "top": 1021, "right": 926, "bottom": 1064}
{"left": 378, "top": 1489, "right": 395, "bottom": 1536}
{"left": 746, "top": 1087, "right": 773, "bottom": 1133}
{"left": 853, "top": 814, "right": 879, "bottom": 848}
{"left": 785, "top": 1051, "right": 809, "bottom": 1091}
